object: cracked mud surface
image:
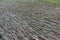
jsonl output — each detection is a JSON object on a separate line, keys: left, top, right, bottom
{"left": 0, "top": 0, "right": 60, "bottom": 40}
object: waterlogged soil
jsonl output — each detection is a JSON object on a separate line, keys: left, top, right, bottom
{"left": 0, "top": 1, "right": 60, "bottom": 40}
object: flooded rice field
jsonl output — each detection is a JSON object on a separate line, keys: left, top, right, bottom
{"left": 0, "top": 0, "right": 60, "bottom": 40}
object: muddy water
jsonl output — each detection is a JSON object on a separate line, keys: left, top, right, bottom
{"left": 0, "top": 0, "right": 60, "bottom": 40}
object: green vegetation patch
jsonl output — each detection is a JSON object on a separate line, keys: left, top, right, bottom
{"left": 39, "top": 0, "right": 60, "bottom": 4}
